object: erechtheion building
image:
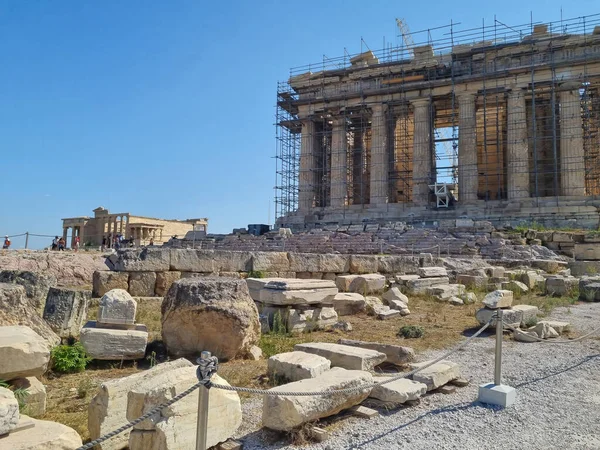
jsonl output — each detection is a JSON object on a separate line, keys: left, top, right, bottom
{"left": 61, "top": 207, "right": 208, "bottom": 247}
{"left": 275, "top": 15, "right": 600, "bottom": 230}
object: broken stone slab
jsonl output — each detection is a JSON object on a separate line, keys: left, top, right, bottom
{"left": 521, "top": 271, "right": 545, "bottom": 289}
{"left": 267, "top": 351, "right": 331, "bottom": 382}
{"left": 162, "top": 278, "right": 260, "bottom": 361}
{"left": 0, "top": 326, "right": 50, "bottom": 381}
{"left": 0, "top": 415, "right": 82, "bottom": 449}
{"left": 332, "top": 293, "right": 366, "bottom": 316}
{"left": 114, "top": 247, "right": 171, "bottom": 272}
{"left": 579, "top": 277, "right": 600, "bottom": 302}
{"left": 97, "top": 289, "right": 137, "bottom": 326}
{"left": 537, "top": 320, "right": 569, "bottom": 334}
{"left": 0, "top": 283, "right": 60, "bottom": 347}
{"left": 245, "top": 277, "right": 281, "bottom": 301}
{"left": 42, "top": 287, "right": 90, "bottom": 339}
{"left": 382, "top": 287, "right": 409, "bottom": 304}
{"left": 259, "top": 287, "right": 338, "bottom": 306}
{"left": 405, "top": 277, "right": 450, "bottom": 294}
{"left": 512, "top": 304, "right": 539, "bottom": 326}
{"left": 0, "top": 270, "right": 57, "bottom": 315}
{"left": 262, "top": 367, "right": 373, "bottom": 431}
{"left": 364, "top": 296, "right": 386, "bottom": 316}
{"left": 456, "top": 292, "right": 475, "bottom": 305}
{"left": 337, "top": 339, "right": 415, "bottom": 366}
{"left": 448, "top": 296, "right": 464, "bottom": 305}
{"left": 545, "top": 276, "right": 578, "bottom": 296}
{"left": 502, "top": 280, "right": 529, "bottom": 294}
{"left": 418, "top": 267, "right": 448, "bottom": 278}
{"left": 426, "top": 284, "right": 465, "bottom": 300}
{"left": 294, "top": 342, "right": 386, "bottom": 371}
{"left": 456, "top": 274, "right": 488, "bottom": 288}
{"left": 11, "top": 376, "right": 46, "bottom": 417}
{"left": 128, "top": 272, "right": 157, "bottom": 297}
{"left": 348, "top": 274, "right": 386, "bottom": 295}
{"left": 92, "top": 271, "right": 130, "bottom": 298}
{"left": 80, "top": 321, "right": 148, "bottom": 360}
{"left": 475, "top": 307, "right": 522, "bottom": 329}
{"left": 513, "top": 329, "right": 539, "bottom": 343}
{"left": 395, "top": 274, "right": 420, "bottom": 285}
{"left": 287, "top": 307, "right": 338, "bottom": 334}
{"left": 88, "top": 358, "right": 193, "bottom": 450}
{"left": 127, "top": 368, "right": 241, "bottom": 450}
{"left": 388, "top": 299, "right": 409, "bottom": 312}
{"left": 370, "top": 378, "right": 427, "bottom": 404}
{"left": 377, "top": 309, "right": 400, "bottom": 320}
{"left": 531, "top": 322, "right": 559, "bottom": 339}
{"left": 482, "top": 290, "right": 514, "bottom": 309}
{"left": 0, "top": 386, "right": 19, "bottom": 435}
{"left": 409, "top": 360, "right": 460, "bottom": 391}
{"left": 264, "top": 279, "right": 337, "bottom": 291}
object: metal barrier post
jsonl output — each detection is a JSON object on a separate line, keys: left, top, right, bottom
{"left": 477, "top": 309, "right": 516, "bottom": 408}
{"left": 494, "top": 309, "right": 503, "bottom": 385}
{"left": 196, "top": 351, "right": 211, "bottom": 450}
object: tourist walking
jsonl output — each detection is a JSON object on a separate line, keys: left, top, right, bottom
{"left": 73, "top": 235, "right": 80, "bottom": 252}
{"left": 51, "top": 236, "right": 58, "bottom": 251}
{"left": 58, "top": 237, "right": 65, "bottom": 251}
{"left": 2, "top": 236, "right": 10, "bottom": 249}
{"left": 101, "top": 236, "right": 107, "bottom": 251}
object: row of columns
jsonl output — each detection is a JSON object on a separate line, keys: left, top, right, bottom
{"left": 130, "top": 227, "right": 162, "bottom": 243}
{"left": 100, "top": 214, "right": 129, "bottom": 240}
{"left": 298, "top": 86, "right": 587, "bottom": 210}
{"left": 62, "top": 225, "right": 84, "bottom": 247}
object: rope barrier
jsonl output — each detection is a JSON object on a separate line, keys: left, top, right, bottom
{"left": 76, "top": 318, "right": 494, "bottom": 448}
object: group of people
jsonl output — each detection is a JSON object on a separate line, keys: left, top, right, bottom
{"left": 51, "top": 236, "right": 68, "bottom": 251}
{"left": 101, "top": 234, "right": 132, "bottom": 251}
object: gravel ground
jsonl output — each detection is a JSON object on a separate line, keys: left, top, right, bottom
{"left": 235, "top": 302, "right": 600, "bottom": 450}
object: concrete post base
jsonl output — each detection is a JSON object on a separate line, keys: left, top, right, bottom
{"left": 477, "top": 383, "right": 516, "bottom": 407}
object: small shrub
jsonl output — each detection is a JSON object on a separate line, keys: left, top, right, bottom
{"left": 248, "top": 270, "right": 265, "bottom": 279}
{"left": 0, "top": 379, "right": 29, "bottom": 412}
{"left": 272, "top": 310, "right": 288, "bottom": 336}
{"left": 398, "top": 325, "right": 425, "bottom": 339}
{"left": 524, "top": 317, "right": 538, "bottom": 328}
{"left": 51, "top": 343, "right": 91, "bottom": 374}
{"left": 146, "top": 351, "right": 157, "bottom": 368}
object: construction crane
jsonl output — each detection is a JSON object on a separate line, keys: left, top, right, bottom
{"left": 395, "top": 18, "right": 458, "bottom": 183}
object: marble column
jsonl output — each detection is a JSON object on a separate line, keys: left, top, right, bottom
{"left": 411, "top": 99, "right": 432, "bottom": 205}
{"left": 330, "top": 117, "right": 348, "bottom": 207}
{"left": 370, "top": 104, "right": 389, "bottom": 205}
{"left": 559, "top": 88, "right": 585, "bottom": 196}
{"left": 298, "top": 119, "right": 317, "bottom": 211}
{"left": 507, "top": 90, "right": 530, "bottom": 199}
{"left": 62, "top": 227, "right": 68, "bottom": 242}
{"left": 458, "top": 93, "right": 478, "bottom": 203}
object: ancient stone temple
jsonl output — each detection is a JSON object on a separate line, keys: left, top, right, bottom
{"left": 275, "top": 16, "right": 600, "bottom": 230}
{"left": 61, "top": 207, "right": 208, "bottom": 248}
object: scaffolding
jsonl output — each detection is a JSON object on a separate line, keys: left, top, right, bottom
{"left": 275, "top": 12, "right": 600, "bottom": 223}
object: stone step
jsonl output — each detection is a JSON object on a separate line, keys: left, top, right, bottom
{"left": 294, "top": 342, "right": 387, "bottom": 371}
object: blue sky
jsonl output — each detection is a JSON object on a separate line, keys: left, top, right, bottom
{"left": 0, "top": 0, "right": 596, "bottom": 248}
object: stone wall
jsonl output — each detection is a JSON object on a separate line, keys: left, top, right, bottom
{"left": 0, "top": 250, "right": 108, "bottom": 287}
{"left": 96, "top": 248, "right": 439, "bottom": 298}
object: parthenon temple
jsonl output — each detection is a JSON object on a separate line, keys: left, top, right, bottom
{"left": 61, "top": 207, "right": 208, "bottom": 247}
{"left": 275, "top": 15, "right": 600, "bottom": 230}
